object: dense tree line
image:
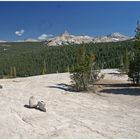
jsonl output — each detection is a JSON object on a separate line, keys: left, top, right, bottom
{"left": 0, "top": 40, "right": 134, "bottom": 78}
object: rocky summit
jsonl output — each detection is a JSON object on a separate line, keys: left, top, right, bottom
{"left": 45, "top": 31, "right": 131, "bottom": 46}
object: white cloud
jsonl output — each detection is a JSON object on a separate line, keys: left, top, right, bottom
{"left": 15, "top": 29, "right": 25, "bottom": 36}
{"left": 38, "top": 34, "right": 53, "bottom": 40}
{"left": 25, "top": 38, "right": 38, "bottom": 42}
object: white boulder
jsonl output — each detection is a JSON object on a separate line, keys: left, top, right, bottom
{"left": 37, "top": 101, "right": 46, "bottom": 112}
{"left": 29, "top": 96, "right": 38, "bottom": 108}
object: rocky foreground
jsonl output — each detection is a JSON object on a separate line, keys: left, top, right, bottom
{"left": 0, "top": 69, "right": 140, "bottom": 138}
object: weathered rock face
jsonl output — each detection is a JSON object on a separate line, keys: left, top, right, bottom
{"left": 37, "top": 101, "right": 46, "bottom": 112}
{"left": 29, "top": 96, "right": 38, "bottom": 108}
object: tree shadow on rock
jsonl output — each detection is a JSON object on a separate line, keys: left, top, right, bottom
{"left": 95, "top": 83, "right": 130, "bottom": 88}
{"left": 48, "top": 83, "right": 78, "bottom": 92}
{"left": 100, "top": 88, "right": 140, "bottom": 96}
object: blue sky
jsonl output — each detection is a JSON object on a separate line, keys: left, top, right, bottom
{"left": 0, "top": 1, "right": 140, "bottom": 41}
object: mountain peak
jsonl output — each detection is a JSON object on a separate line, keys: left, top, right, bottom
{"left": 108, "top": 32, "right": 128, "bottom": 38}
{"left": 60, "top": 30, "right": 70, "bottom": 37}
{"left": 111, "top": 32, "right": 122, "bottom": 36}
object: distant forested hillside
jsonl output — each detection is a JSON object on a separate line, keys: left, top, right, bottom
{"left": 0, "top": 40, "right": 134, "bottom": 78}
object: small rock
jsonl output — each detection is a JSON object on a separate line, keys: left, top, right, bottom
{"left": 29, "top": 96, "right": 38, "bottom": 108}
{"left": 37, "top": 101, "right": 46, "bottom": 112}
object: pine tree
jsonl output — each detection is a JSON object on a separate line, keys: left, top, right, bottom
{"left": 42, "top": 60, "right": 47, "bottom": 75}
{"left": 120, "top": 48, "right": 129, "bottom": 74}
{"left": 135, "top": 20, "right": 140, "bottom": 40}
{"left": 67, "top": 65, "right": 70, "bottom": 73}
{"left": 13, "top": 66, "right": 16, "bottom": 78}
{"left": 128, "top": 21, "right": 140, "bottom": 85}
{"left": 70, "top": 44, "right": 100, "bottom": 91}
{"left": 123, "top": 48, "right": 129, "bottom": 74}
{"left": 70, "top": 45, "right": 87, "bottom": 91}
{"left": 9, "top": 66, "right": 16, "bottom": 78}
{"left": 119, "top": 56, "right": 124, "bottom": 71}
{"left": 10, "top": 66, "right": 13, "bottom": 78}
